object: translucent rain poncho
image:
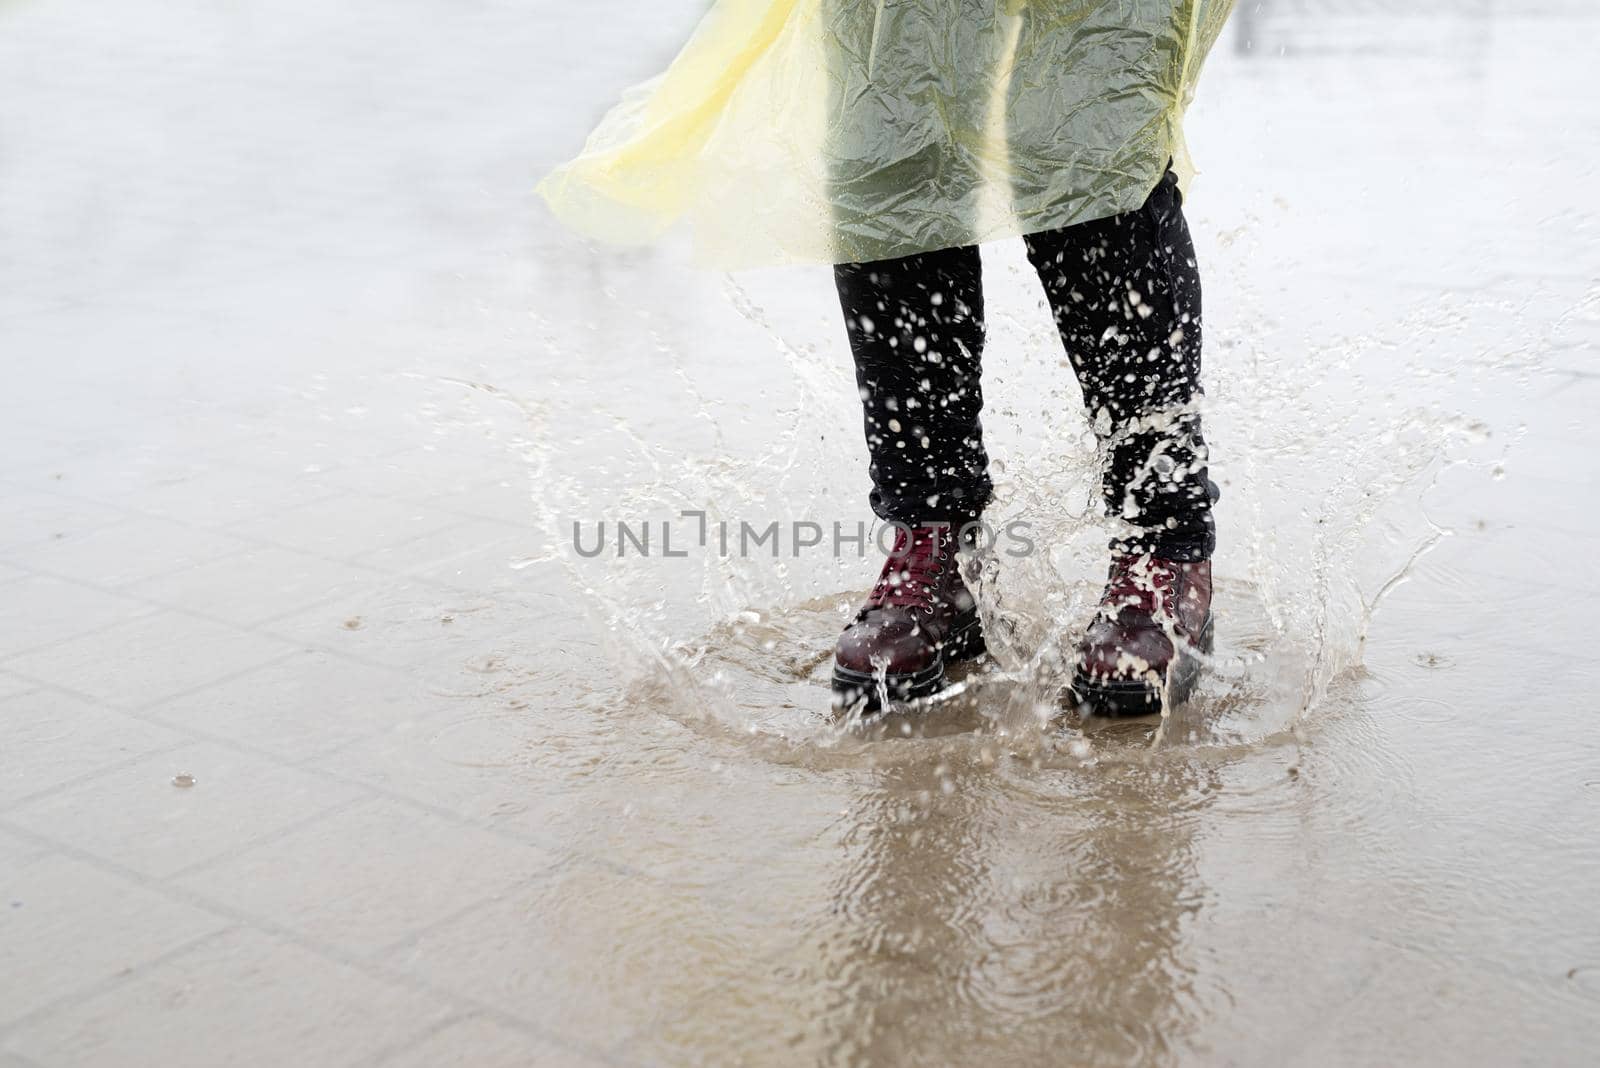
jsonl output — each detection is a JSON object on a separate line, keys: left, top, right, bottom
{"left": 538, "top": 0, "right": 1235, "bottom": 268}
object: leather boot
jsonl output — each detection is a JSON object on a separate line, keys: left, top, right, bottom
{"left": 1072, "top": 554, "right": 1213, "bottom": 717}
{"left": 832, "top": 524, "right": 985, "bottom": 711}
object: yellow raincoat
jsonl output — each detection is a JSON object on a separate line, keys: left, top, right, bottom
{"left": 538, "top": 0, "right": 1234, "bottom": 267}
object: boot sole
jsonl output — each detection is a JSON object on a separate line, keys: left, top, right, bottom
{"left": 831, "top": 615, "right": 986, "bottom": 713}
{"left": 1071, "top": 618, "right": 1214, "bottom": 718}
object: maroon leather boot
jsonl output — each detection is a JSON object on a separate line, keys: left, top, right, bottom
{"left": 832, "top": 524, "right": 985, "bottom": 711}
{"left": 1071, "top": 554, "right": 1214, "bottom": 717}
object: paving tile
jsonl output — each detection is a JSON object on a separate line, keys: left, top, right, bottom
{"left": 0, "top": 688, "right": 188, "bottom": 809}
{"left": 1, "top": 450, "right": 215, "bottom": 502}
{"left": 123, "top": 544, "right": 375, "bottom": 628}
{"left": 215, "top": 432, "right": 412, "bottom": 490}
{"left": 1517, "top": 377, "right": 1600, "bottom": 450}
{"left": 382, "top": 858, "right": 795, "bottom": 1053}
{"left": 0, "top": 574, "right": 156, "bottom": 661}
{"left": 203, "top": 411, "right": 423, "bottom": 479}
{"left": 318, "top": 699, "right": 840, "bottom": 892}
{"left": 305, "top": 712, "right": 577, "bottom": 842}
{"left": 407, "top": 539, "right": 548, "bottom": 596}
{"left": 147, "top": 648, "right": 442, "bottom": 762}
{"left": 1284, "top": 948, "right": 1600, "bottom": 1066}
{"left": 1493, "top": 426, "right": 1600, "bottom": 489}
{"left": 355, "top": 519, "right": 543, "bottom": 594}
{"left": 0, "top": 673, "right": 38, "bottom": 701}
{"left": 0, "top": 487, "right": 129, "bottom": 554}
{"left": 314, "top": 444, "right": 526, "bottom": 503}
{"left": 0, "top": 405, "right": 131, "bottom": 486}
{"left": 260, "top": 579, "right": 553, "bottom": 681}
{"left": 177, "top": 797, "right": 560, "bottom": 958}
{"left": 0, "top": 848, "right": 228, "bottom": 1028}
{"left": 230, "top": 495, "right": 465, "bottom": 560}
{"left": 566, "top": 758, "right": 849, "bottom": 894}
{"left": 3, "top": 741, "right": 363, "bottom": 880}
{"left": 15, "top": 516, "right": 254, "bottom": 588}
{"left": 426, "top": 478, "right": 539, "bottom": 527}
{"left": 4, "top": 928, "right": 453, "bottom": 1068}
{"left": 1424, "top": 457, "right": 1600, "bottom": 540}
{"left": 92, "top": 462, "right": 341, "bottom": 530}
{"left": 0, "top": 448, "right": 290, "bottom": 510}
{"left": 2, "top": 611, "right": 296, "bottom": 708}
{"left": 303, "top": 698, "right": 802, "bottom": 884}
{"left": 372, "top": 1015, "right": 605, "bottom": 1068}
{"left": 0, "top": 823, "right": 49, "bottom": 871}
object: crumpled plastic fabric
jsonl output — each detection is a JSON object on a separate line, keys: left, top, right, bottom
{"left": 538, "top": 0, "right": 1234, "bottom": 268}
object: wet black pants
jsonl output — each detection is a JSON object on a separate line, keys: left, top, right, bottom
{"left": 832, "top": 169, "right": 1217, "bottom": 562}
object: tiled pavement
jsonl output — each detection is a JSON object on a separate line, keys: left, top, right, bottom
{"left": 0, "top": 422, "right": 844, "bottom": 1064}
{"left": 0, "top": 509, "right": 614, "bottom": 1063}
{"left": 4, "top": 1, "right": 1600, "bottom": 1066}
{"left": 7, "top": 355, "right": 1597, "bottom": 1063}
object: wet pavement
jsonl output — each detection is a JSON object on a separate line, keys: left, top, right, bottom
{"left": 3, "top": 1, "right": 1600, "bottom": 1065}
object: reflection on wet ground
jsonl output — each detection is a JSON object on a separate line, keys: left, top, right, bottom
{"left": 3, "top": 1, "right": 1600, "bottom": 1065}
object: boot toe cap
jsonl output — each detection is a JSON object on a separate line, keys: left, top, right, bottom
{"left": 835, "top": 617, "right": 938, "bottom": 676}
{"left": 1076, "top": 623, "right": 1173, "bottom": 682}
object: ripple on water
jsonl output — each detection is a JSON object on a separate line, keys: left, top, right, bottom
{"left": 632, "top": 573, "right": 1335, "bottom": 765}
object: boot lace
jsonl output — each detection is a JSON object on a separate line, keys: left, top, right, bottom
{"left": 867, "top": 525, "right": 951, "bottom": 614}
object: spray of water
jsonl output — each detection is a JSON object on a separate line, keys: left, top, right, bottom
{"left": 430, "top": 201, "right": 1532, "bottom": 767}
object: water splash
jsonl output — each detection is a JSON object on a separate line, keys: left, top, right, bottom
{"left": 428, "top": 214, "right": 1534, "bottom": 763}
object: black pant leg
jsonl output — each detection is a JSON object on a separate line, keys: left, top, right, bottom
{"left": 833, "top": 246, "right": 992, "bottom": 526}
{"left": 1023, "top": 170, "right": 1217, "bottom": 561}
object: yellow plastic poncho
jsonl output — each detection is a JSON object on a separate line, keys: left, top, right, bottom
{"left": 538, "top": 0, "right": 1234, "bottom": 268}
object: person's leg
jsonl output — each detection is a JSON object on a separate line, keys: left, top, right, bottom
{"left": 829, "top": 245, "right": 991, "bottom": 710}
{"left": 833, "top": 245, "right": 992, "bottom": 528}
{"left": 819, "top": 0, "right": 1005, "bottom": 710}
{"left": 1023, "top": 168, "right": 1217, "bottom": 716}
{"left": 1022, "top": 168, "right": 1216, "bottom": 560}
